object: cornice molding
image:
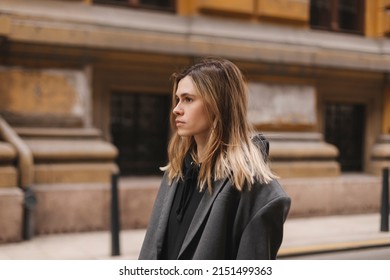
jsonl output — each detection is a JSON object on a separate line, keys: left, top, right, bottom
{"left": 1, "top": 0, "right": 390, "bottom": 72}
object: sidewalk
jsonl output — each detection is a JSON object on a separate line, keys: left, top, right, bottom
{"left": 0, "top": 213, "right": 390, "bottom": 260}
{"left": 279, "top": 213, "right": 390, "bottom": 258}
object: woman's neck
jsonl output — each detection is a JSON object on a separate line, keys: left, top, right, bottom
{"left": 194, "top": 135, "right": 208, "bottom": 163}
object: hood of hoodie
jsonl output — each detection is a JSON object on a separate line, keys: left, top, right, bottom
{"left": 251, "top": 133, "right": 270, "bottom": 162}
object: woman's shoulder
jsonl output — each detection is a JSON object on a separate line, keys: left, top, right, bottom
{"left": 252, "top": 179, "right": 289, "bottom": 199}
{"left": 234, "top": 179, "right": 291, "bottom": 211}
{"left": 216, "top": 179, "right": 290, "bottom": 223}
{"left": 220, "top": 177, "right": 289, "bottom": 201}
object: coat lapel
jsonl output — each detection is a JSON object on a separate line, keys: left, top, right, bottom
{"left": 178, "top": 178, "right": 229, "bottom": 258}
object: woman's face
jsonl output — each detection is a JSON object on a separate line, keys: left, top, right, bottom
{"left": 173, "top": 76, "right": 211, "bottom": 143}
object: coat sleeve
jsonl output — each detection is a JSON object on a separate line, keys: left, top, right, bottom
{"left": 236, "top": 195, "right": 291, "bottom": 260}
{"left": 138, "top": 174, "right": 170, "bottom": 259}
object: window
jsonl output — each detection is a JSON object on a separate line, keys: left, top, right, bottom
{"left": 325, "top": 103, "right": 365, "bottom": 172}
{"left": 94, "top": 0, "right": 175, "bottom": 12}
{"left": 110, "top": 92, "right": 170, "bottom": 175}
{"left": 310, "top": 0, "right": 365, "bottom": 34}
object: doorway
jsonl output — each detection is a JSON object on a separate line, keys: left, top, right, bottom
{"left": 324, "top": 103, "right": 365, "bottom": 172}
{"left": 110, "top": 92, "right": 170, "bottom": 175}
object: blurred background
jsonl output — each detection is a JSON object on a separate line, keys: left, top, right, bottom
{"left": 0, "top": 0, "right": 390, "bottom": 250}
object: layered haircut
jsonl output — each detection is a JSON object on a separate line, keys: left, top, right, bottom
{"left": 162, "top": 57, "right": 276, "bottom": 192}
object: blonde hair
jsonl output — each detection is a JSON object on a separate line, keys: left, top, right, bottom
{"left": 162, "top": 57, "right": 276, "bottom": 192}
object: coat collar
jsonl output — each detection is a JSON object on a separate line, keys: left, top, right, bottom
{"left": 178, "top": 177, "right": 229, "bottom": 258}
{"left": 154, "top": 175, "right": 229, "bottom": 259}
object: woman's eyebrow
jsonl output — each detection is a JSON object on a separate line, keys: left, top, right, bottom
{"left": 176, "top": 92, "right": 196, "bottom": 98}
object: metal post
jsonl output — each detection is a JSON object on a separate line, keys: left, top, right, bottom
{"left": 380, "top": 167, "right": 389, "bottom": 232}
{"left": 111, "top": 173, "right": 121, "bottom": 256}
{"left": 23, "top": 187, "right": 37, "bottom": 240}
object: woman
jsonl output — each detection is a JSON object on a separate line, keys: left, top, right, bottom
{"left": 139, "top": 57, "right": 291, "bottom": 260}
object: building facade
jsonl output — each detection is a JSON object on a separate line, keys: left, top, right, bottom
{"left": 1, "top": 0, "right": 390, "bottom": 243}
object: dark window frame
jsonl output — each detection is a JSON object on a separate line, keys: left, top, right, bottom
{"left": 324, "top": 102, "right": 365, "bottom": 172}
{"left": 110, "top": 91, "right": 171, "bottom": 176}
{"left": 310, "top": 0, "right": 365, "bottom": 35}
{"left": 94, "top": 0, "right": 176, "bottom": 13}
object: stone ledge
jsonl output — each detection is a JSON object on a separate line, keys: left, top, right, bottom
{"left": 272, "top": 161, "right": 340, "bottom": 178}
{"left": 15, "top": 127, "right": 102, "bottom": 139}
{"left": 265, "top": 132, "right": 324, "bottom": 141}
{"left": 264, "top": 132, "right": 340, "bottom": 177}
{"left": 25, "top": 139, "right": 118, "bottom": 162}
{"left": 0, "top": 111, "right": 84, "bottom": 128}
{"left": 270, "top": 142, "right": 338, "bottom": 159}
{"left": 265, "top": 132, "right": 339, "bottom": 159}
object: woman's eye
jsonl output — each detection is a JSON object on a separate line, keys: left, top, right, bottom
{"left": 185, "top": 97, "right": 193, "bottom": 103}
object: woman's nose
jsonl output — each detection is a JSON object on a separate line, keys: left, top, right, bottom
{"left": 173, "top": 103, "right": 183, "bottom": 115}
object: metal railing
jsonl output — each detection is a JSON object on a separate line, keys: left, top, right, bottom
{"left": 111, "top": 172, "right": 121, "bottom": 256}
{"left": 0, "top": 116, "right": 36, "bottom": 240}
{"left": 380, "top": 167, "right": 389, "bottom": 232}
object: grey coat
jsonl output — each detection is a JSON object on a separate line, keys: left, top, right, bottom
{"left": 138, "top": 173, "right": 291, "bottom": 260}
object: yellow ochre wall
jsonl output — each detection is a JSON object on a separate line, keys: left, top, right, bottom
{"left": 178, "top": 0, "right": 390, "bottom": 37}
{"left": 56, "top": 0, "right": 390, "bottom": 37}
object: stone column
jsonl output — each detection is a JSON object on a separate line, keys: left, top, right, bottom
{"left": 371, "top": 79, "right": 390, "bottom": 174}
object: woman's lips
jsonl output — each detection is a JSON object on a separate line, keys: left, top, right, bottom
{"left": 175, "top": 120, "right": 185, "bottom": 126}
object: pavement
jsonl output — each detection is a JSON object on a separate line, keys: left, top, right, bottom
{"left": 0, "top": 213, "right": 390, "bottom": 260}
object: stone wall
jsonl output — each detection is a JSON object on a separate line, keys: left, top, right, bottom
{"left": 0, "top": 67, "right": 91, "bottom": 127}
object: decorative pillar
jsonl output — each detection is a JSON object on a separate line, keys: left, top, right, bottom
{"left": 371, "top": 77, "right": 390, "bottom": 174}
